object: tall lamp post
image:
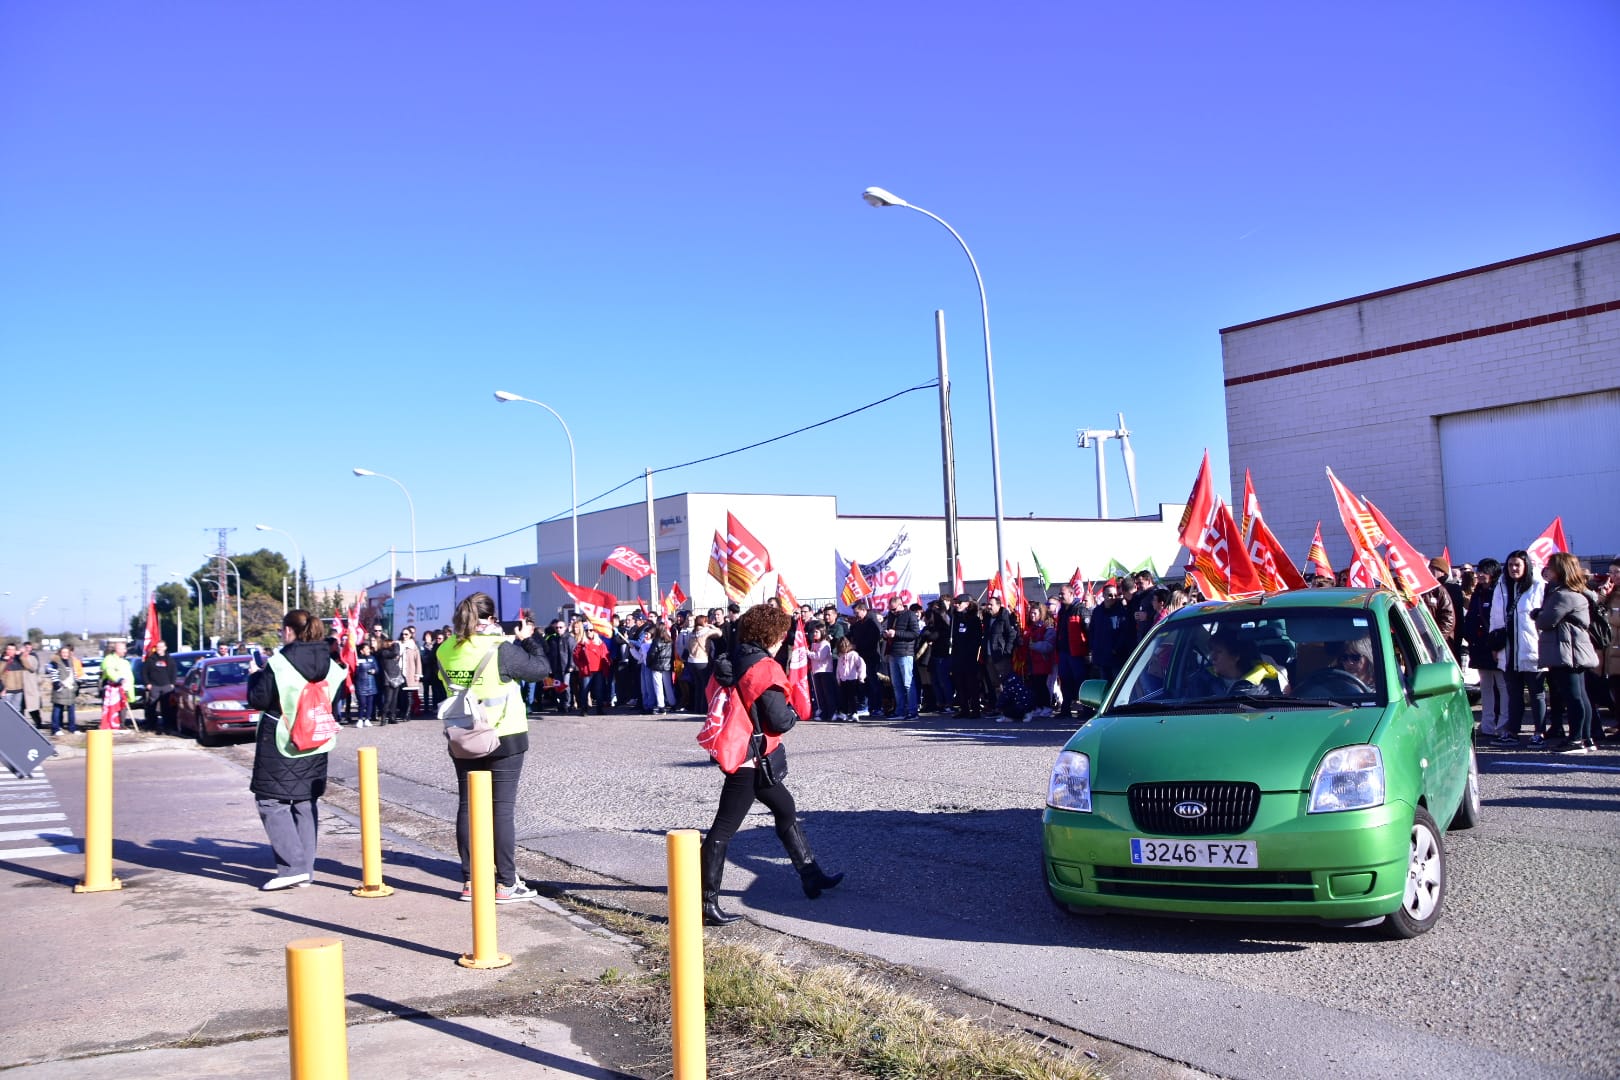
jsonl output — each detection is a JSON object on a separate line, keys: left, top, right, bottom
{"left": 862, "top": 186, "right": 1007, "bottom": 586}
{"left": 353, "top": 468, "right": 418, "bottom": 582}
{"left": 254, "top": 523, "right": 303, "bottom": 610}
{"left": 171, "top": 572, "right": 205, "bottom": 651}
{"left": 493, "top": 391, "right": 579, "bottom": 586}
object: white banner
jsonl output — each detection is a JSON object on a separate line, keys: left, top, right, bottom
{"left": 834, "top": 530, "right": 921, "bottom": 613}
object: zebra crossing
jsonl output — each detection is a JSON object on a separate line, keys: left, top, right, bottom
{"left": 0, "top": 773, "right": 82, "bottom": 861}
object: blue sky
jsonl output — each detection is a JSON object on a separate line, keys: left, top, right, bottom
{"left": 3, "top": 1, "right": 1617, "bottom": 633}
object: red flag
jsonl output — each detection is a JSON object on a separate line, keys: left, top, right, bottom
{"left": 1346, "top": 553, "right": 1379, "bottom": 589}
{"left": 953, "top": 557, "right": 965, "bottom": 597}
{"left": 1366, "top": 502, "right": 1440, "bottom": 600}
{"left": 1012, "top": 561, "right": 1029, "bottom": 629}
{"left": 1190, "top": 497, "right": 1264, "bottom": 599}
{"left": 1441, "top": 546, "right": 1451, "bottom": 567}
{"left": 1305, "top": 522, "right": 1334, "bottom": 578}
{"left": 986, "top": 569, "right": 1004, "bottom": 600}
{"left": 1248, "top": 516, "right": 1308, "bottom": 592}
{"left": 341, "top": 598, "right": 363, "bottom": 693}
{"left": 601, "top": 545, "right": 653, "bottom": 581}
{"left": 1326, "top": 468, "right": 1392, "bottom": 589}
{"left": 1068, "top": 567, "right": 1085, "bottom": 596}
{"left": 840, "top": 559, "right": 873, "bottom": 607}
{"left": 774, "top": 575, "right": 800, "bottom": 615}
{"left": 786, "top": 618, "right": 811, "bottom": 719}
{"left": 706, "top": 531, "right": 737, "bottom": 599}
{"left": 662, "top": 582, "right": 686, "bottom": 618}
{"left": 636, "top": 596, "right": 649, "bottom": 618}
{"left": 1177, "top": 450, "right": 1216, "bottom": 552}
{"left": 1527, "top": 517, "right": 1570, "bottom": 570}
{"left": 725, "top": 512, "right": 772, "bottom": 598}
{"left": 1239, "top": 469, "right": 1260, "bottom": 542}
{"left": 553, "top": 572, "right": 617, "bottom": 636}
{"left": 142, "top": 594, "right": 161, "bottom": 656}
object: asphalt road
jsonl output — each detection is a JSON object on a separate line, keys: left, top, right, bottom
{"left": 228, "top": 707, "right": 1618, "bottom": 1079}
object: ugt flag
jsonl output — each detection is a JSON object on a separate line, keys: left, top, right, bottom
{"left": 601, "top": 545, "right": 653, "bottom": 581}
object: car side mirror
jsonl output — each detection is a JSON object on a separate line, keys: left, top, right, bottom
{"left": 1078, "top": 679, "right": 1107, "bottom": 709}
{"left": 1410, "top": 661, "right": 1462, "bottom": 700}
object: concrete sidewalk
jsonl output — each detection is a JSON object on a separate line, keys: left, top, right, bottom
{"left": 0, "top": 744, "right": 647, "bottom": 1078}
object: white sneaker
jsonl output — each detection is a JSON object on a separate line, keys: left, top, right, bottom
{"left": 261, "top": 873, "right": 311, "bottom": 892}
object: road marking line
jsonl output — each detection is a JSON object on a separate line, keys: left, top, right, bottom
{"left": 926, "top": 730, "right": 1020, "bottom": 741}
{"left": 1, "top": 844, "right": 83, "bottom": 859}
{"left": 1492, "top": 759, "right": 1620, "bottom": 773}
{"left": 0, "top": 813, "right": 67, "bottom": 825}
{"left": 0, "top": 828, "right": 75, "bottom": 842}
{"left": 0, "top": 802, "right": 58, "bottom": 811}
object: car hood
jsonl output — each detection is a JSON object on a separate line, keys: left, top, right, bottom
{"left": 1079, "top": 706, "right": 1387, "bottom": 792}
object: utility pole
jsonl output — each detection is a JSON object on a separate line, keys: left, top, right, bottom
{"left": 205, "top": 527, "right": 236, "bottom": 639}
{"left": 117, "top": 595, "right": 128, "bottom": 634}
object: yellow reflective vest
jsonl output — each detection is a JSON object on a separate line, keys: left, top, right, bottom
{"left": 435, "top": 633, "right": 527, "bottom": 738}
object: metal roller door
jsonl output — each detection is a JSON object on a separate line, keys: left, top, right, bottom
{"left": 1438, "top": 390, "right": 1620, "bottom": 563}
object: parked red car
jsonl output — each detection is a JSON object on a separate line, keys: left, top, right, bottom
{"left": 174, "top": 656, "right": 260, "bottom": 746}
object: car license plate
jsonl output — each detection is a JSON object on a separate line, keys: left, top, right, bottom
{"left": 1130, "top": 838, "right": 1258, "bottom": 868}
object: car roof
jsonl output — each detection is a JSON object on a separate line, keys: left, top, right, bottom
{"left": 1168, "top": 588, "right": 1386, "bottom": 619}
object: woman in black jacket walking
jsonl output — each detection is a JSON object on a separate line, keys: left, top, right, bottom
{"left": 246, "top": 610, "right": 346, "bottom": 891}
{"left": 700, "top": 604, "right": 843, "bottom": 926}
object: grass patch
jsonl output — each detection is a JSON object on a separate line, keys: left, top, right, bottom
{"left": 701, "top": 942, "right": 1103, "bottom": 1080}
{"left": 542, "top": 896, "right": 1104, "bottom": 1079}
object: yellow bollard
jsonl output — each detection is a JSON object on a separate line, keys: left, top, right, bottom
{"left": 457, "top": 770, "right": 511, "bottom": 969}
{"left": 667, "top": 829, "right": 706, "bottom": 1079}
{"left": 74, "top": 729, "right": 122, "bottom": 893}
{"left": 286, "top": 937, "right": 349, "bottom": 1080}
{"left": 350, "top": 747, "right": 394, "bottom": 898}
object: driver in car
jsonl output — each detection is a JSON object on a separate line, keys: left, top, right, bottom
{"left": 1332, "top": 637, "right": 1376, "bottom": 688}
{"left": 1189, "top": 631, "right": 1280, "bottom": 699}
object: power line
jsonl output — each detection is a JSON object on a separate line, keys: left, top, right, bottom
{"left": 311, "top": 379, "right": 939, "bottom": 581}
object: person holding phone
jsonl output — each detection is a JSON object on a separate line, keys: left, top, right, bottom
{"left": 436, "top": 593, "right": 551, "bottom": 903}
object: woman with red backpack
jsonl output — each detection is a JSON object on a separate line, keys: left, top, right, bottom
{"left": 699, "top": 603, "right": 843, "bottom": 926}
{"left": 246, "top": 610, "right": 345, "bottom": 891}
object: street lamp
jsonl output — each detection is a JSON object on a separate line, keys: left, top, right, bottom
{"left": 353, "top": 468, "right": 418, "bottom": 581}
{"left": 863, "top": 186, "right": 1008, "bottom": 585}
{"left": 254, "top": 523, "right": 304, "bottom": 610}
{"left": 494, "top": 390, "right": 579, "bottom": 586}
{"left": 170, "top": 572, "right": 205, "bottom": 652}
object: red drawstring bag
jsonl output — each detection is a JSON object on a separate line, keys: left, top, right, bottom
{"left": 289, "top": 679, "right": 338, "bottom": 751}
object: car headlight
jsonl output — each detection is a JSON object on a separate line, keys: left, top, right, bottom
{"left": 1047, "top": 751, "right": 1092, "bottom": 812}
{"left": 209, "top": 700, "right": 247, "bottom": 711}
{"left": 1308, "top": 745, "right": 1385, "bottom": 813}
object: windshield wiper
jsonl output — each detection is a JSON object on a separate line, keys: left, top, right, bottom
{"left": 1275, "top": 696, "right": 1370, "bottom": 709}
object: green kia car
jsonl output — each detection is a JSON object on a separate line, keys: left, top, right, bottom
{"left": 1043, "top": 589, "right": 1479, "bottom": 938}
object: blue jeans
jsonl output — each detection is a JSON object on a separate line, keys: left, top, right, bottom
{"left": 51, "top": 703, "right": 78, "bottom": 734}
{"left": 889, "top": 655, "right": 917, "bottom": 718}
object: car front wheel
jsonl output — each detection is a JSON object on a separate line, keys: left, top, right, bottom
{"left": 1450, "top": 749, "right": 1482, "bottom": 830}
{"left": 196, "top": 719, "right": 220, "bottom": 747}
{"left": 1385, "top": 807, "right": 1445, "bottom": 938}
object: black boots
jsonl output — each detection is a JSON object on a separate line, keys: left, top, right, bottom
{"left": 700, "top": 838, "right": 741, "bottom": 926}
{"left": 781, "top": 820, "right": 845, "bottom": 899}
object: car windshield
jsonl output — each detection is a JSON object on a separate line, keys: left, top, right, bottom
{"left": 1109, "top": 608, "right": 1386, "bottom": 709}
{"left": 205, "top": 660, "right": 251, "bottom": 687}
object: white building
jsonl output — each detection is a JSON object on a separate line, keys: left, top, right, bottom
{"left": 1222, "top": 233, "right": 1620, "bottom": 567}
{"left": 509, "top": 491, "right": 1187, "bottom": 619}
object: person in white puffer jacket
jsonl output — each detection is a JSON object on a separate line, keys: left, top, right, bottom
{"left": 1489, "top": 550, "right": 1547, "bottom": 745}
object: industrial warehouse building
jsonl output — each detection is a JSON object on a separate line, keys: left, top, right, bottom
{"left": 508, "top": 491, "right": 1187, "bottom": 619}
{"left": 1222, "top": 233, "right": 1620, "bottom": 567}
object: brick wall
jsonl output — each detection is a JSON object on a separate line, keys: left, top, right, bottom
{"left": 1221, "top": 236, "right": 1620, "bottom": 566}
